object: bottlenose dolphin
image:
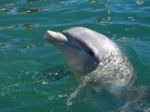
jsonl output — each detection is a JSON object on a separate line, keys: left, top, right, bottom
{"left": 44, "top": 27, "right": 140, "bottom": 109}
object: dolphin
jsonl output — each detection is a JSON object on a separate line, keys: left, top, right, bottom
{"left": 44, "top": 27, "right": 135, "bottom": 107}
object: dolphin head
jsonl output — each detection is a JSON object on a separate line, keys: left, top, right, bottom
{"left": 44, "top": 27, "right": 111, "bottom": 74}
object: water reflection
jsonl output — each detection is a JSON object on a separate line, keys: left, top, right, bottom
{"left": 136, "top": 0, "right": 144, "bottom": 5}
{"left": 0, "top": 7, "right": 10, "bottom": 12}
{"left": 0, "top": 6, "right": 42, "bottom": 14}
{"left": 0, "top": 1, "right": 72, "bottom": 15}
{"left": 27, "top": 0, "right": 41, "bottom": 4}
{"left": 89, "top": 0, "right": 97, "bottom": 4}
{"left": 96, "top": 0, "right": 112, "bottom": 25}
{"left": 22, "top": 23, "right": 38, "bottom": 29}
{"left": 0, "top": 23, "right": 39, "bottom": 30}
{"left": 40, "top": 66, "right": 72, "bottom": 81}
{"left": 18, "top": 7, "right": 42, "bottom": 14}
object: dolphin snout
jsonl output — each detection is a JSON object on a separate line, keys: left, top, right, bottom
{"left": 44, "top": 30, "right": 68, "bottom": 42}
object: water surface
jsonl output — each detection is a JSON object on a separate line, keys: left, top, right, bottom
{"left": 0, "top": 0, "right": 150, "bottom": 112}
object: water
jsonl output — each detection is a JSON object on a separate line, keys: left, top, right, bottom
{"left": 0, "top": 0, "right": 150, "bottom": 112}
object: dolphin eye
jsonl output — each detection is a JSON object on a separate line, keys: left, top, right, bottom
{"left": 87, "top": 49, "right": 94, "bottom": 57}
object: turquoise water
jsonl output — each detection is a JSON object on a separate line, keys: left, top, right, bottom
{"left": 0, "top": 0, "right": 150, "bottom": 112}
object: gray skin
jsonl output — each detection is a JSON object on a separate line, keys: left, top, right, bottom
{"left": 44, "top": 27, "right": 135, "bottom": 107}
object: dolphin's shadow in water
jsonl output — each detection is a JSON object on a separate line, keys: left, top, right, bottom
{"left": 67, "top": 82, "right": 150, "bottom": 112}
{"left": 113, "top": 86, "right": 150, "bottom": 112}
{"left": 39, "top": 65, "right": 74, "bottom": 81}
{"left": 73, "top": 85, "right": 150, "bottom": 112}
